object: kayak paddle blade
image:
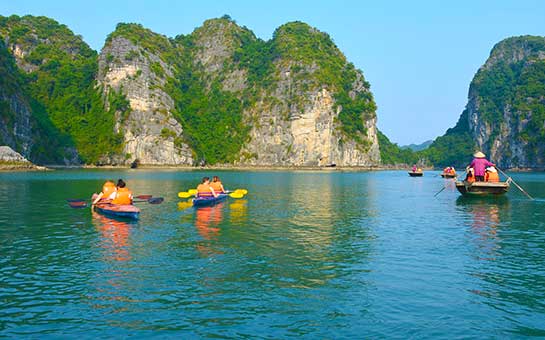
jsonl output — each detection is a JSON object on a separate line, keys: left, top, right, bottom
{"left": 188, "top": 189, "right": 198, "bottom": 195}
{"left": 148, "top": 197, "right": 164, "bottom": 204}
{"left": 68, "top": 201, "right": 87, "bottom": 208}
{"left": 178, "top": 192, "right": 192, "bottom": 198}
{"left": 229, "top": 192, "right": 244, "bottom": 199}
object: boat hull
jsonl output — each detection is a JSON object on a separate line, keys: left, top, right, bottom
{"left": 95, "top": 204, "right": 140, "bottom": 219}
{"left": 408, "top": 172, "right": 423, "bottom": 177}
{"left": 441, "top": 174, "right": 456, "bottom": 178}
{"left": 455, "top": 181, "right": 509, "bottom": 196}
{"left": 92, "top": 194, "right": 140, "bottom": 219}
{"left": 193, "top": 193, "right": 228, "bottom": 207}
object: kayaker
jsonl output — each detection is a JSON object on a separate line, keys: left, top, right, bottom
{"left": 209, "top": 176, "right": 226, "bottom": 194}
{"left": 485, "top": 166, "right": 500, "bottom": 182}
{"left": 197, "top": 177, "right": 218, "bottom": 198}
{"left": 92, "top": 180, "right": 117, "bottom": 205}
{"left": 469, "top": 151, "right": 495, "bottom": 182}
{"left": 111, "top": 179, "right": 133, "bottom": 205}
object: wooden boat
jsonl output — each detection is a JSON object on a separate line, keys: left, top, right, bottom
{"left": 193, "top": 193, "right": 228, "bottom": 207}
{"left": 455, "top": 180, "right": 510, "bottom": 196}
{"left": 408, "top": 171, "right": 423, "bottom": 177}
{"left": 441, "top": 173, "right": 456, "bottom": 178}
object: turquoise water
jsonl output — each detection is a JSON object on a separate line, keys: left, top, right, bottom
{"left": 1, "top": 169, "right": 544, "bottom": 338}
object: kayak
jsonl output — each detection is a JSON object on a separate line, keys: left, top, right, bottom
{"left": 193, "top": 193, "right": 228, "bottom": 207}
{"left": 91, "top": 194, "right": 140, "bottom": 219}
{"left": 94, "top": 203, "right": 140, "bottom": 219}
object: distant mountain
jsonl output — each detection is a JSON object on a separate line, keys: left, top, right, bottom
{"left": 401, "top": 140, "right": 433, "bottom": 152}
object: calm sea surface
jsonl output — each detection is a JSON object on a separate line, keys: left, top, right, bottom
{"left": 1, "top": 169, "right": 544, "bottom": 338}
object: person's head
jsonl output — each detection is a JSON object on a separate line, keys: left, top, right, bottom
{"left": 202, "top": 176, "right": 210, "bottom": 184}
{"left": 213, "top": 176, "right": 220, "bottom": 182}
{"left": 117, "top": 179, "right": 126, "bottom": 188}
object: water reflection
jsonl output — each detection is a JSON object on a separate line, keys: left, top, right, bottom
{"left": 194, "top": 203, "right": 224, "bottom": 257}
{"left": 229, "top": 199, "right": 248, "bottom": 225}
{"left": 91, "top": 211, "right": 134, "bottom": 262}
{"left": 457, "top": 196, "right": 510, "bottom": 260}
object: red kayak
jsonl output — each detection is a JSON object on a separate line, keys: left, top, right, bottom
{"left": 91, "top": 194, "right": 140, "bottom": 220}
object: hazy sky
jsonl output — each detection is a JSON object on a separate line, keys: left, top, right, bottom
{"left": 1, "top": 0, "right": 544, "bottom": 145}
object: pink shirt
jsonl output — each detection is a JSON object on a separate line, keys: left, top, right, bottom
{"left": 469, "top": 158, "right": 494, "bottom": 176}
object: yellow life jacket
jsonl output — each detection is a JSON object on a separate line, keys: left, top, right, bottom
{"left": 112, "top": 187, "right": 132, "bottom": 205}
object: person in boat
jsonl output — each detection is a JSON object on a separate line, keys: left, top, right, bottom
{"left": 469, "top": 151, "right": 495, "bottom": 182}
{"left": 111, "top": 179, "right": 133, "bottom": 205}
{"left": 196, "top": 177, "right": 218, "bottom": 198}
{"left": 209, "top": 176, "right": 226, "bottom": 194}
{"left": 412, "top": 164, "right": 418, "bottom": 172}
{"left": 485, "top": 166, "right": 500, "bottom": 182}
{"left": 465, "top": 167, "right": 475, "bottom": 183}
{"left": 92, "top": 180, "right": 117, "bottom": 205}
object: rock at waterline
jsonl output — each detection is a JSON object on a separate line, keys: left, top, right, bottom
{"left": 0, "top": 146, "right": 41, "bottom": 169}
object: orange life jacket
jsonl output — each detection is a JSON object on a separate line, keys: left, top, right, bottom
{"left": 112, "top": 187, "right": 132, "bottom": 205}
{"left": 209, "top": 181, "right": 223, "bottom": 193}
{"left": 485, "top": 172, "right": 499, "bottom": 182}
{"left": 197, "top": 183, "right": 214, "bottom": 197}
{"left": 102, "top": 181, "right": 116, "bottom": 198}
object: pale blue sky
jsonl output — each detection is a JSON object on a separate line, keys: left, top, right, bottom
{"left": 1, "top": 0, "right": 544, "bottom": 145}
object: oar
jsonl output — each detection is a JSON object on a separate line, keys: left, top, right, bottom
{"left": 434, "top": 186, "right": 447, "bottom": 197}
{"left": 497, "top": 168, "right": 534, "bottom": 200}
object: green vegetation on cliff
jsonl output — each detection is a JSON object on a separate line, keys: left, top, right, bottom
{"left": 0, "top": 15, "right": 123, "bottom": 164}
{"left": 0, "top": 39, "right": 69, "bottom": 164}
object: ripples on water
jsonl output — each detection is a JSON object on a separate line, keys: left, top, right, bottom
{"left": 1, "top": 170, "right": 544, "bottom": 337}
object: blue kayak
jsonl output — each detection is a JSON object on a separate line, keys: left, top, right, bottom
{"left": 193, "top": 193, "right": 228, "bottom": 207}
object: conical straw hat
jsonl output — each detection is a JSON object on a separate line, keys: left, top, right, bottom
{"left": 473, "top": 151, "right": 486, "bottom": 158}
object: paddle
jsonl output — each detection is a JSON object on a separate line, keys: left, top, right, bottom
{"left": 497, "top": 168, "right": 534, "bottom": 200}
{"left": 67, "top": 196, "right": 163, "bottom": 208}
{"left": 133, "top": 197, "right": 164, "bottom": 204}
{"left": 178, "top": 188, "right": 248, "bottom": 199}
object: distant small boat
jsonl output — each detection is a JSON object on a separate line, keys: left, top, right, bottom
{"left": 455, "top": 180, "right": 510, "bottom": 196}
{"left": 408, "top": 171, "right": 423, "bottom": 177}
{"left": 441, "top": 173, "right": 456, "bottom": 178}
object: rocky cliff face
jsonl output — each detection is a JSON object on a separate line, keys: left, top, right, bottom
{"left": 1, "top": 15, "right": 382, "bottom": 167}
{"left": 466, "top": 36, "right": 545, "bottom": 168}
{"left": 0, "top": 42, "right": 33, "bottom": 157}
{"left": 424, "top": 35, "right": 545, "bottom": 168}
{"left": 97, "top": 26, "right": 193, "bottom": 165}
{"left": 238, "top": 22, "right": 380, "bottom": 166}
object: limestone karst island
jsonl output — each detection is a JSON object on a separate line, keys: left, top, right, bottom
{"left": 1, "top": 2, "right": 544, "bottom": 338}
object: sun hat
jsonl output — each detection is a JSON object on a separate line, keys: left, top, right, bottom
{"left": 486, "top": 166, "right": 497, "bottom": 173}
{"left": 473, "top": 151, "right": 486, "bottom": 158}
